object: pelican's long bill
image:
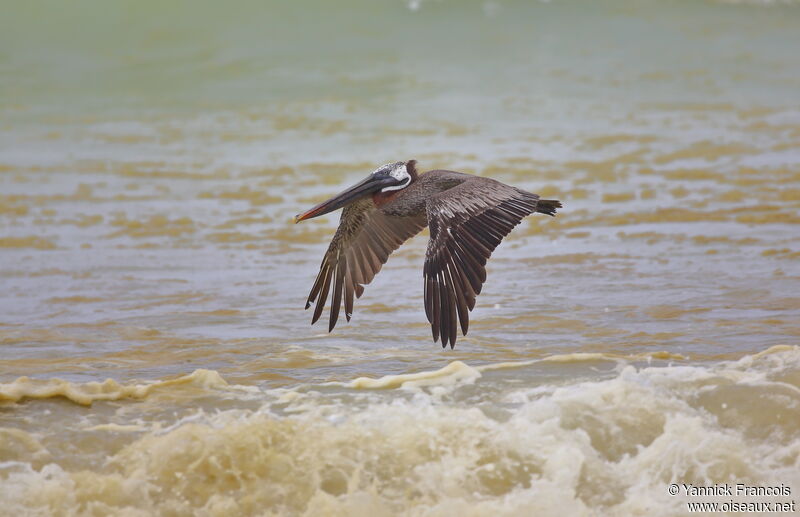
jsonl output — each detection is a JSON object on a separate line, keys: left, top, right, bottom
{"left": 294, "top": 173, "right": 400, "bottom": 223}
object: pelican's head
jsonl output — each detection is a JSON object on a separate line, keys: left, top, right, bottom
{"left": 371, "top": 160, "right": 416, "bottom": 192}
{"left": 295, "top": 160, "right": 417, "bottom": 222}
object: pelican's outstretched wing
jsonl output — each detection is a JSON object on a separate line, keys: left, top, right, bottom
{"left": 423, "top": 177, "right": 560, "bottom": 347}
{"left": 305, "top": 198, "right": 427, "bottom": 332}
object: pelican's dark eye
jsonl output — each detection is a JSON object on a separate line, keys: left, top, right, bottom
{"left": 380, "top": 164, "right": 411, "bottom": 192}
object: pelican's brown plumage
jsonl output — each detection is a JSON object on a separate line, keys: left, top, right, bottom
{"left": 295, "top": 160, "right": 561, "bottom": 348}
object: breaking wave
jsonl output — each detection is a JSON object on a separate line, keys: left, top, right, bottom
{"left": 1, "top": 346, "right": 798, "bottom": 516}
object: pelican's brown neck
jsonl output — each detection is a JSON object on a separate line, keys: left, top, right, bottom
{"left": 406, "top": 159, "right": 418, "bottom": 181}
{"left": 372, "top": 188, "right": 402, "bottom": 207}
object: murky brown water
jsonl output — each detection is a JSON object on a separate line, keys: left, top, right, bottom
{"left": 1, "top": 0, "right": 799, "bottom": 515}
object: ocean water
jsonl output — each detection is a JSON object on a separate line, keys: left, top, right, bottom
{"left": 1, "top": 0, "right": 799, "bottom": 515}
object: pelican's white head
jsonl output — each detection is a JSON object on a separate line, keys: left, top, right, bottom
{"left": 372, "top": 160, "right": 416, "bottom": 192}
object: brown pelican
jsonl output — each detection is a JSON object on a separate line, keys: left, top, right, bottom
{"left": 295, "top": 160, "right": 561, "bottom": 348}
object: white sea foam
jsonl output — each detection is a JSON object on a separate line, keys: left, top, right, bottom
{"left": 1, "top": 347, "right": 797, "bottom": 516}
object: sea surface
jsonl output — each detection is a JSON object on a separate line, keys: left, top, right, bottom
{"left": 1, "top": 0, "right": 799, "bottom": 515}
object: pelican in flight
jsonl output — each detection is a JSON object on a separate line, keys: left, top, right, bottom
{"left": 295, "top": 160, "right": 561, "bottom": 348}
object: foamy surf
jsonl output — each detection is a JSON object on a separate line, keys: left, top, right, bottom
{"left": 350, "top": 360, "right": 482, "bottom": 390}
{"left": 0, "top": 368, "right": 236, "bottom": 406}
{"left": 1, "top": 346, "right": 798, "bottom": 516}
